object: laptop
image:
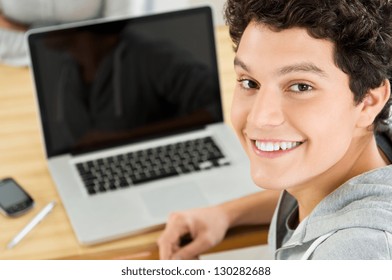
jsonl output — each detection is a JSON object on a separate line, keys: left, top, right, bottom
{"left": 27, "top": 6, "right": 258, "bottom": 245}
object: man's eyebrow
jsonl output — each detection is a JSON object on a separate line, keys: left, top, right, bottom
{"left": 277, "top": 63, "right": 328, "bottom": 77}
{"left": 234, "top": 57, "right": 250, "bottom": 72}
{"left": 234, "top": 57, "right": 327, "bottom": 78}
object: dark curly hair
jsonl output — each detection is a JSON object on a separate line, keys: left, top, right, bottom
{"left": 224, "top": 0, "right": 392, "bottom": 131}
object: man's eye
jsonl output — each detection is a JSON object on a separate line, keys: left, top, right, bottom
{"left": 238, "top": 79, "right": 259, "bottom": 89}
{"left": 289, "top": 83, "right": 313, "bottom": 92}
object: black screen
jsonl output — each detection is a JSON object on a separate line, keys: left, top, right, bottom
{"left": 0, "top": 180, "right": 30, "bottom": 209}
{"left": 28, "top": 7, "right": 223, "bottom": 157}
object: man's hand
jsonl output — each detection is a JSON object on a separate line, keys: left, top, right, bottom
{"left": 157, "top": 205, "right": 230, "bottom": 260}
{"left": 157, "top": 190, "right": 279, "bottom": 260}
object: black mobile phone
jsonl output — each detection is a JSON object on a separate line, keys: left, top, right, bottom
{"left": 0, "top": 178, "right": 34, "bottom": 217}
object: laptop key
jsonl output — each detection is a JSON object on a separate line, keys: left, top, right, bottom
{"left": 132, "top": 168, "right": 179, "bottom": 185}
{"left": 87, "top": 187, "right": 97, "bottom": 195}
{"left": 199, "top": 161, "right": 213, "bottom": 170}
{"left": 119, "top": 179, "right": 129, "bottom": 188}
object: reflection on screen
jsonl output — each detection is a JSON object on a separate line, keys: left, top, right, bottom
{"left": 29, "top": 8, "right": 222, "bottom": 157}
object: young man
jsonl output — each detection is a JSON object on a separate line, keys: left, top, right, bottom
{"left": 158, "top": 0, "right": 392, "bottom": 259}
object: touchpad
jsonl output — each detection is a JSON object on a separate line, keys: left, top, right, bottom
{"left": 141, "top": 183, "right": 208, "bottom": 219}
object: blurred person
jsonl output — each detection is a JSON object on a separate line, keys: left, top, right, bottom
{"left": 0, "top": 0, "right": 133, "bottom": 66}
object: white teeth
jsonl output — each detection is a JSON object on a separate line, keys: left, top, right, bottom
{"left": 255, "top": 141, "right": 302, "bottom": 152}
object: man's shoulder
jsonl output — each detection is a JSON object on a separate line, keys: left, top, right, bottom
{"left": 311, "top": 228, "right": 392, "bottom": 260}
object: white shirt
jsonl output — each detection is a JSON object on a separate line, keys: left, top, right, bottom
{"left": 0, "top": 0, "right": 134, "bottom": 66}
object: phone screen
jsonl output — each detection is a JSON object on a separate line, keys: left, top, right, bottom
{"left": 0, "top": 179, "right": 34, "bottom": 216}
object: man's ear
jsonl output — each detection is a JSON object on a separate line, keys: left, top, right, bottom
{"left": 357, "top": 79, "right": 391, "bottom": 128}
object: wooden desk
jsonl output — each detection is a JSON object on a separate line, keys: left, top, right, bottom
{"left": 0, "top": 26, "right": 268, "bottom": 260}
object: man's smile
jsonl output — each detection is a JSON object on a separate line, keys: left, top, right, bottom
{"left": 254, "top": 140, "right": 304, "bottom": 152}
{"left": 249, "top": 139, "right": 305, "bottom": 159}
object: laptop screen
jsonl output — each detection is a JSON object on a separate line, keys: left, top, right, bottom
{"left": 28, "top": 7, "right": 223, "bottom": 158}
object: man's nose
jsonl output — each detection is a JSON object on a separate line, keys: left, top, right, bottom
{"left": 247, "top": 89, "right": 285, "bottom": 128}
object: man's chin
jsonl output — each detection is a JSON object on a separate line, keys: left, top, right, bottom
{"left": 250, "top": 175, "right": 287, "bottom": 191}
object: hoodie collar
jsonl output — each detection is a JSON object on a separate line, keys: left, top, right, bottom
{"left": 280, "top": 165, "right": 392, "bottom": 246}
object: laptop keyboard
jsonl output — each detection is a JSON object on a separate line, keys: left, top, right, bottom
{"left": 75, "top": 136, "right": 230, "bottom": 195}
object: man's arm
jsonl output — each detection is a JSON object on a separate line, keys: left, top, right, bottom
{"left": 222, "top": 189, "right": 280, "bottom": 227}
{"left": 0, "top": 13, "right": 28, "bottom": 31}
{"left": 157, "top": 189, "right": 280, "bottom": 259}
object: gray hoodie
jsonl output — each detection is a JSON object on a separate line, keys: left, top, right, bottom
{"left": 268, "top": 130, "right": 392, "bottom": 259}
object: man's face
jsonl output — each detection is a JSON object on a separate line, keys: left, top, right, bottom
{"left": 231, "top": 22, "right": 364, "bottom": 190}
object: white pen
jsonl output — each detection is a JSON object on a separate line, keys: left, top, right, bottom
{"left": 7, "top": 201, "right": 57, "bottom": 249}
